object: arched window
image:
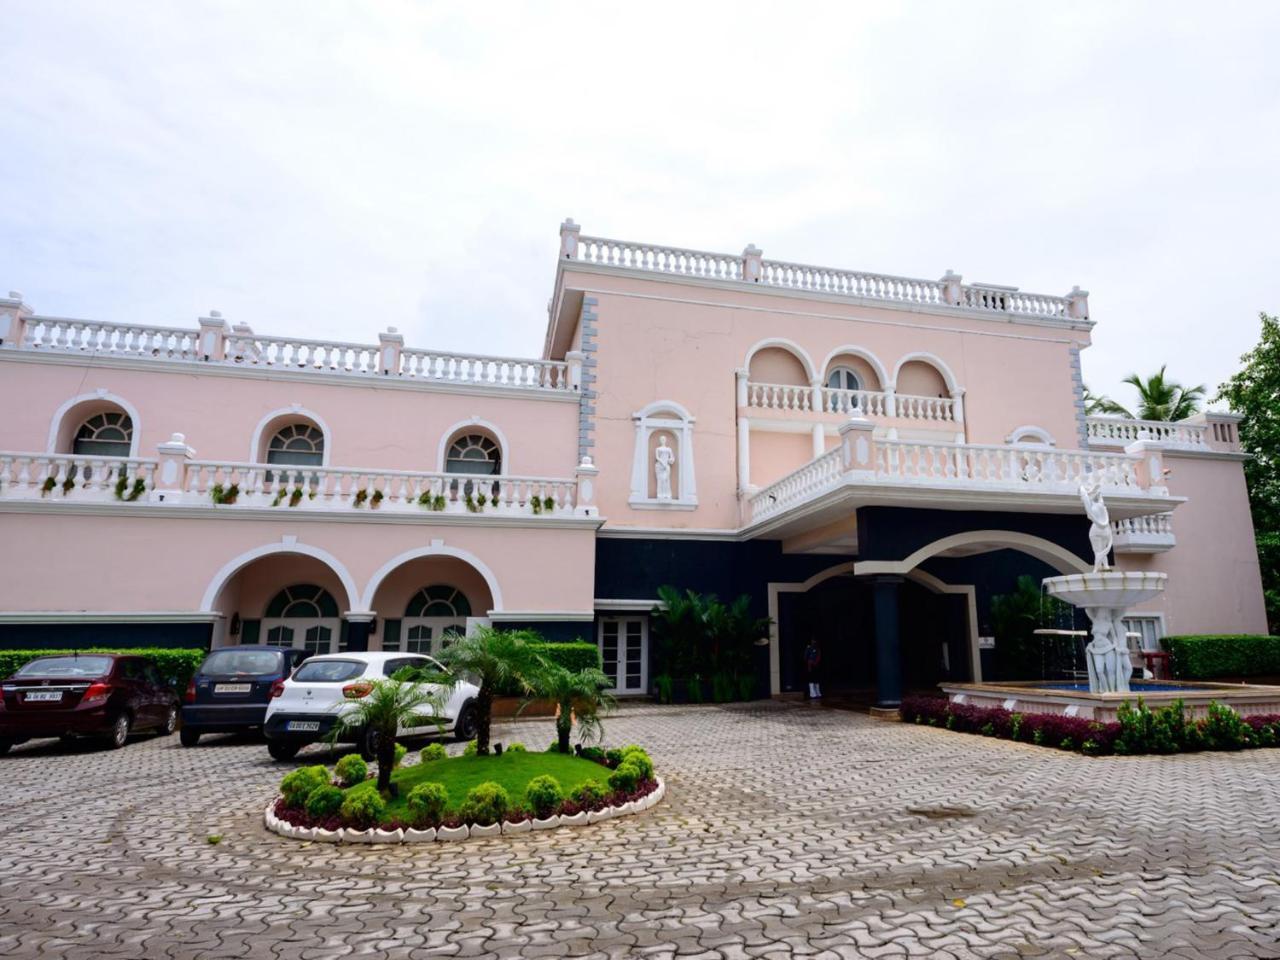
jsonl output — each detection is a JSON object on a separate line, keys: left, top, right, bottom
{"left": 446, "top": 434, "right": 501, "bottom": 475}
{"left": 826, "top": 367, "right": 861, "bottom": 392}
{"left": 403, "top": 585, "right": 471, "bottom": 654}
{"left": 266, "top": 424, "right": 325, "bottom": 467}
{"left": 73, "top": 412, "right": 133, "bottom": 458}
{"left": 262, "top": 584, "right": 340, "bottom": 655}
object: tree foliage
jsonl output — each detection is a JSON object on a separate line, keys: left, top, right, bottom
{"left": 650, "top": 586, "right": 771, "bottom": 696}
{"left": 1088, "top": 365, "right": 1207, "bottom": 421}
{"left": 331, "top": 679, "right": 442, "bottom": 795}
{"left": 1217, "top": 313, "right": 1280, "bottom": 631}
{"left": 988, "top": 575, "right": 1073, "bottom": 679}
{"left": 534, "top": 665, "right": 615, "bottom": 754}
{"left": 434, "top": 627, "right": 547, "bottom": 754}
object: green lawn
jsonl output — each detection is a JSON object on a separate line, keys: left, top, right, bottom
{"left": 372, "top": 751, "right": 610, "bottom": 817}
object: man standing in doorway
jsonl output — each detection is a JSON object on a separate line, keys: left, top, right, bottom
{"left": 804, "top": 638, "right": 822, "bottom": 701}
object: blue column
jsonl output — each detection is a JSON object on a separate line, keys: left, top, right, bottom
{"left": 344, "top": 618, "right": 372, "bottom": 653}
{"left": 872, "top": 576, "right": 903, "bottom": 708}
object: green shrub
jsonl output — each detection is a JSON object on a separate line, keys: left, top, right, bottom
{"left": 334, "top": 754, "right": 368, "bottom": 787}
{"left": 1163, "top": 634, "right": 1280, "bottom": 679}
{"left": 305, "top": 785, "right": 344, "bottom": 818}
{"left": 605, "top": 748, "right": 625, "bottom": 767}
{"left": 571, "top": 779, "right": 608, "bottom": 806}
{"left": 0, "top": 648, "right": 206, "bottom": 690}
{"left": 578, "top": 746, "right": 605, "bottom": 763}
{"left": 460, "top": 782, "right": 510, "bottom": 825}
{"left": 463, "top": 739, "right": 478, "bottom": 757}
{"left": 393, "top": 743, "right": 408, "bottom": 768}
{"left": 340, "top": 783, "right": 387, "bottom": 828}
{"left": 506, "top": 742, "right": 527, "bottom": 753}
{"left": 1201, "top": 701, "right": 1252, "bottom": 749}
{"left": 524, "top": 775, "right": 564, "bottom": 818}
{"left": 405, "top": 782, "right": 449, "bottom": 826}
{"left": 490, "top": 642, "right": 601, "bottom": 695}
{"left": 608, "top": 760, "right": 642, "bottom": 794}
{"left": 280, "top": 766, "right": 330, "bottom": 807}
{"left": 618, "top": 746, "right": 654, "bottom": 780}
{"left": 420, "top": 743, "right": 448, "bottom": 763}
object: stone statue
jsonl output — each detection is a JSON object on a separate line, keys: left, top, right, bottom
{"left": 654, "top": 434, "right": 675, "bottom": 500}
{"left": 1080, "top": 478, "right": 1112, "bottom": 572}
{"left": 1083, "top": 607, "right": 1131, "bottom": 695}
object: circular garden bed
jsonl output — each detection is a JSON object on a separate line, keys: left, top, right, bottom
{"left": 266, "top": 742, "right": 663, "bottom": 844}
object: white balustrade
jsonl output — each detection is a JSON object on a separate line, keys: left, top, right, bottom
{"left": 23, "top": 317, "right": 200, "bottom": 360}
{"left": 822, "top": 387, "right": 887, "bottom": 417}
{"left": 1085, "top": 417, "right": 1208, "bottom": 450}
{"left": 748, "top": 440, "right": 1149, "bottom": 523}
{"left": 1112, "top": 513, "right": 1173, "bottom": 538}
{"left": 749, "top": 449, "right": 845, "bottom": 522}
{"left": 569, "top": 234, "right": 1074, "bottom": 319}
{"left": 0, "top": 453, "right": 157, "bottom": 501}
{"left": 183, "top": 461, "right": 577, "bottom": 515}
{"left": 575, "top": 235, "right": 744, "bottom": 281}
{"left": 890, "top": 393, "right": 956, "bottom": 421}
{"left": 746, "top": 381, "right": 814, "bottom": 413}
{"left": 225, "top": 333, "right": 380, "bottom": 374}
{"left": 398, "top": 349, "right": 568, "bottom": 390}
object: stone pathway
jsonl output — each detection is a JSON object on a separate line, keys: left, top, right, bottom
{"left": 1, "top": 701, "right": 1279, "bottom": 958}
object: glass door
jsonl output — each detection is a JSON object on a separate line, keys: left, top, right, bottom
{"left": 598, "top": 617, "right": 648, "bottom": 694}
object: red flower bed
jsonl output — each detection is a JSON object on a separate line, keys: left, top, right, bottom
{"left": 902, "top": 696, "right": 1122, "bottom": 755}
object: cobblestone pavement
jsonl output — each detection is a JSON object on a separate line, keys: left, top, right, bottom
{"left": 2, "top": 702, "right": 1279, "bottom": 959}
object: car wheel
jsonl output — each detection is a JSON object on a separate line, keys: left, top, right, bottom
{"left": 267, "top": 741, "right": 301, "bottom": 761}
{"left": 454, "top": 702, "right": 478, "bottom": 742}
{"left": 179, "top": 727, "right": 201, "bottom": 747}
{"left": 106, "top": 712, "right": 131, "bottom": 750}
{"left": 160, "top": 704, "right": 179, "bottom": 736}
{"left": 358, "top": 727, "right": 379, "bottom": 762}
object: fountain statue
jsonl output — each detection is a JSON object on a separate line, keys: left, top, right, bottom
{"left": 1042, "top": 480, "right": 1167, "bottom": 694}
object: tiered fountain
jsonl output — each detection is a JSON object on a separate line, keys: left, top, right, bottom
{"left": 939, "top": 480, "right": 1280, "bottom": 720}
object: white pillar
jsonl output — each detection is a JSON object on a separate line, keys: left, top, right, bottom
{"left": 559, "top": 218, "right": 581, "bottom": 259}
{"left": 811, "top": 423, "right": 825, "bottom": 459}
{"left": 378, "top": 327, "right": 404, "bottom": 375}
{"left": 737, "top": 418, "right": 751, "bottom": 491}
{"left": 809, "top": 377, "right": 823, "bottom": 415}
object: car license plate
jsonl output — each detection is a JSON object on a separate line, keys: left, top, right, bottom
{"left": 287, "top": 720, "right": 321, "bottom": 732}
{"left": 24, "top": 690, "right": 62, "bottom": 702}
{"left": 214, "top": 683, "right": 252, "bottom": 694}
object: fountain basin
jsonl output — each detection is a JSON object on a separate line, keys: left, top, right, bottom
{"left": 1042, "top": 570, "right": 1167, "bottom": 608}
{"left": 939, "top": 679, "right": 1280, "bottom": 722}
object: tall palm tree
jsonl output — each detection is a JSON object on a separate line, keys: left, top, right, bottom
{"left": 1085, "top": 367, "right": 1207, "bottom": 421}
{"left": 535, "top": 665, "right": 615, "bottom": 754}
{"left": 435, "top": 627, "right": 547, "bottom": 754}
{"left": 331, "top": 679, "right": 441, "bottom": 795}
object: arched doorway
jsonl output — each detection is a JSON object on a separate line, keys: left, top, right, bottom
{"left": 261, "top": 584, "right": 342, "bottom": 654}
{"left": 364, "top": 551, "right": 497, "bottom": 653}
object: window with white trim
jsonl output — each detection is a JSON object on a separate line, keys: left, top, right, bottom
{"left": 825, "top": 367, "right": 861, "bottom": 392}
{"left": 445, "top": 434, "right": 501, "bottom": 475}
{"left": 403, "top": 585, "right": 471, "bottom": 654}
{"left": 266, "top": 423, "right": 325, "bottom": 467}
{"left": 262, "top": 584, "right": 341, "bottom": 655}
{"left": 73, "top": 412, "right": 133, "bottom": 458}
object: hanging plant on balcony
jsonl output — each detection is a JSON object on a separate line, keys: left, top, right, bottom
{"left": 211, "top": 483, "right": 240, "bottom": 505}
{"left": 464, "top": 492, "right": 480, "bottom": 513}
{"left": 417, "top": 491, "right": 447, "bottom": 511}
{"left": 542, "top": 495, "right": 556, "bottom": 512}
{"left": 353, "top": 488, "right": 369, "bottom": 508}
{"left": 110, "top": 473, "right": 147, "bottom": 502}
{"left": 370, "top": 489, "right": 384, "bottom": 508}
{"left": 40, "top": 477, "right": 57, "bottom": 496}
{"left": 290, "top": 487, "right": 305, "bottom": 507}
{"left": 531, "top": 496, "right": 542, "bottom": 515}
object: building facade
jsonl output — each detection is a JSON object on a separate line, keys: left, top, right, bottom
{"left": 0, "top": 220, "right": 1266, "bottom": 705}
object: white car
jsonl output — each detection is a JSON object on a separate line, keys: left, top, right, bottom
{"left": 263, "top": 651, "right": 478, "bottom": 761}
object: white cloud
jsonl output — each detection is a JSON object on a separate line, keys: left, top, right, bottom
{"left": 1, "top": 1, "right": 1276, "bottom": 402}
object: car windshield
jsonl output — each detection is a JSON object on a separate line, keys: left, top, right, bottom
{"left": 13, "top": 656, "right": 114, "bottom": 678}
{"left": 292, "top": 659, "right": 366, "bottom": 683}
{"left": 200, "top": 649, "right": 283, "bottom": 677}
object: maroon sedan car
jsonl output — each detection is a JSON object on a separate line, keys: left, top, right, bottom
{"left": 0, "top": 653, "right": 179, "bottom": 753}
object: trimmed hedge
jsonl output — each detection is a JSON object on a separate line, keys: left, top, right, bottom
{"left": 492, "top": 642, "right": 600, "bottom": 696}
{"left": 0, "top": 648, "right": 206, "bottom": 689}
{"left": 1162, "top": 634, "right": 1280, "bottom": 679}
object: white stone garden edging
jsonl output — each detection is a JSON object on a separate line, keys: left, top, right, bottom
{"left": 264, "top": 777, "right": 666, "bottom": 845}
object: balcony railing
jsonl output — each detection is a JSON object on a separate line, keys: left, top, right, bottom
{"left": 1112, "top": 513, "right": 1175, "bottom": 553}
{"left": 744, "top": 380, "right": 957, "bottom": 423}
{"left": 566, "top": 228, "right": 1085, "bottom": 322}
{"left": 9, "top": 316, "right": 572, "bottom": 393}
{"left": 0, "top": 451, "right": 588, "bottom": 518}
{"left": 748, "top": 438, "right": 1154, "bottom": 524}
{"left": 1085, "top": 414, "right": 1241, "bottom": 453}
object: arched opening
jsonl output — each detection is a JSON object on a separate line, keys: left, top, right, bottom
{"left": 748, "top": 345, "right": 811, "bottom": 386}
{"left": 365, "top": 553, "right": 497, "bottom": 654}
{"left": 822, "top": 351, "right": 884, "bottom": 393}
{"left": 50, "top": 393, "right": 141, "bottom": 459}
{"left": 895, "top": 360, "right": 949, "bottom": 398}
{"left": 205, "top": 548, "right": 358, "bottom": 652}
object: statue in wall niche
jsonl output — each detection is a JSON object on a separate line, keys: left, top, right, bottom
{"left": 1079, "top": 477, "right": 1113, "bottom": 572}
{"left": 654, "top": 434, "right": 675, "bottom": 500}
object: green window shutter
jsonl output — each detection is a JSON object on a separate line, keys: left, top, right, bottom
{"left": 383, "top": 618, "right": 402, "bottom": 652}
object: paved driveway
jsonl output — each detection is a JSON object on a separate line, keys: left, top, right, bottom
{"left": 1, "top": 702, "right": 1278, "bottom": 959}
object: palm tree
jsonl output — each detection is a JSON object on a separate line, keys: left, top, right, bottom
{"left": 1086, "top": 367, "right": 1207, "bottom": 421}
{"left": 435, "top": 627, "right": 547, "bottom": 754}
{"left": 331, "top": 679, "right": 442, "bottom": 795}
{"left": 535, "top": 665, "right": 615, "bottom": 753}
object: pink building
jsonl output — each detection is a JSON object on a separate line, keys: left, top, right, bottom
{"left": 0, "top": 220, "right": 1265, "bottom": 705}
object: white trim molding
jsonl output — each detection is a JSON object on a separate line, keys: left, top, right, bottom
{"left": 890, "top": 350, "right": 961, "bottom": 396}
{"left": 594, "top": 598, "right": 665, "bottom": 612}
{"left": 200, "top": 539, "right": 361, "bottom": 614}
{"left": 436, "top": 417, "right": 512, "bottom": 475}
{"left": 1006, "top": 424, "right": 1056, "bottom": 447}
{"left": 360, "top": 542, "right": 505, "bottom": 613}
{"left": 47, "top": 389, "right": 143, "bottom": 459}
{"left": 488, "top": 610, "right": 595, "bottom": 623}
{"left": 0, "top": 610, "right": 221, "bottom": 624}
{"left": 853, "top": 529, "right": 1090, "bottom": 578}
{"left": 818, "top": 345, "right": 891, "bottom": 391}
{"left": 249, "top": 404, "right": 334, "bottom": 465}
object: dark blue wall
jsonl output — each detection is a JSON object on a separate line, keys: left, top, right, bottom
{"left": 856, "top": 507, "right": 1092, "bottom": 566}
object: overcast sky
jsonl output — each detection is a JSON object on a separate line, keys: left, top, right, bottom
{"left": 3, "top": 2, "right": 1277, "bottom": 408}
